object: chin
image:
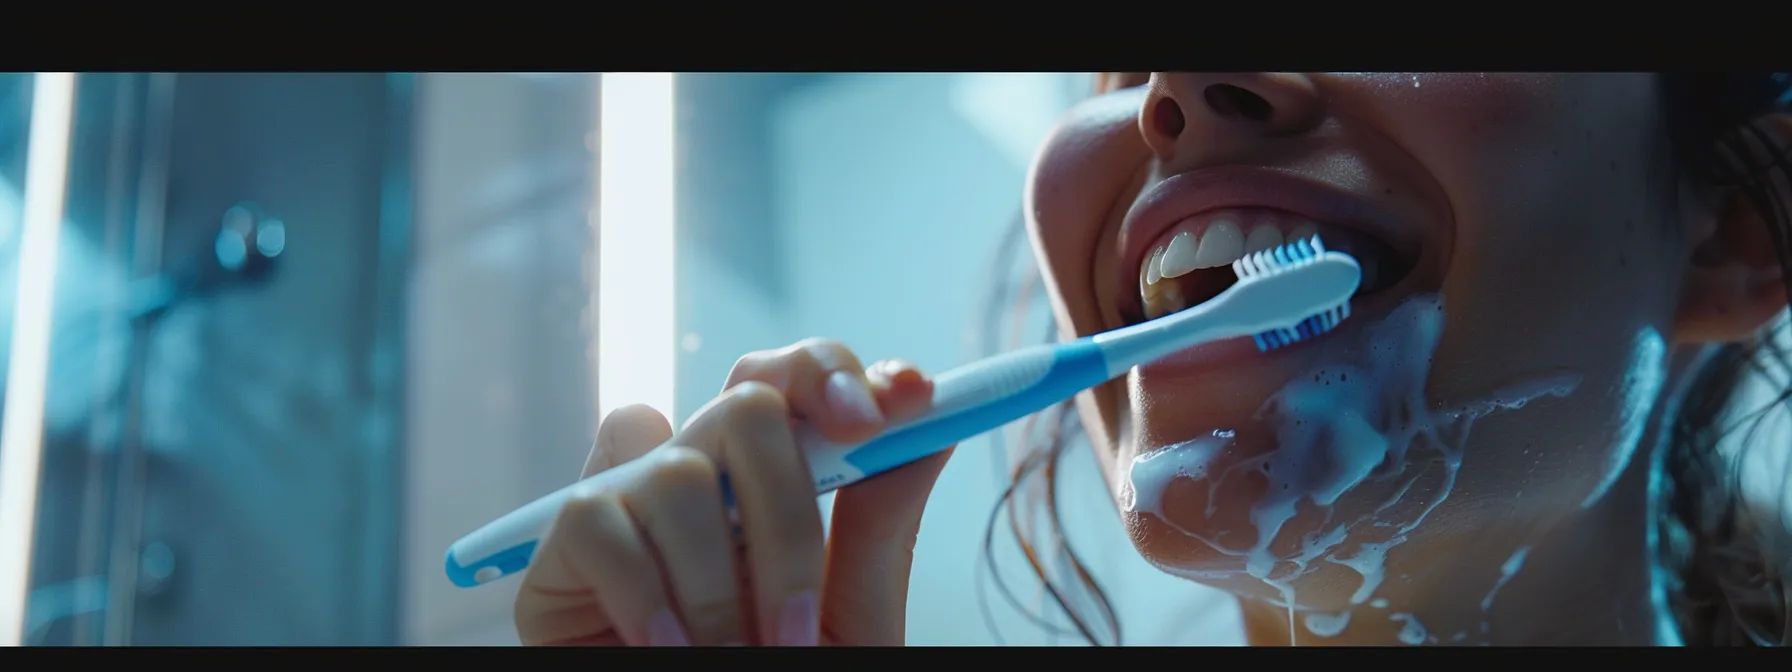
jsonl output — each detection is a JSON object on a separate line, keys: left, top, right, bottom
{"left": 1120, "top": 438, "right": 1458, "bottom": 611}
{"left": 1109, "top": 287, "right": 1582, "bottom": 613}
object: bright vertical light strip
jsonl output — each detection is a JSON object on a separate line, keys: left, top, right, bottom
{"left": 597, "top": 73, "right": 677, "bottom": 423}
{"left": 0, "top": 72, "right": 78, "bottom": 647}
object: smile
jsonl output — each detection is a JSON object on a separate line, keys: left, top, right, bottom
{"left": 1119, "top": 166, "right": 1425, "bottom": 328}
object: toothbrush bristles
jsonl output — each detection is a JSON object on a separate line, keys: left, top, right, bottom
{"left": 1253, "top": 306, "right": 1349, "bottom": 352}
{"left": 1241, "top": 235, "right": 1352, "bottom": 353}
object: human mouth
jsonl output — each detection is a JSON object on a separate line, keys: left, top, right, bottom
{"left": 1120, "top": 166, "right": 1422, "bottom": 326}
{"left": 1136, "top": 208, "right": 1409, "bottom": 320}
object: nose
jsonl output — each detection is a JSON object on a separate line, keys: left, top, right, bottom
{"left": 1138, "top": 73, "right": 1324, "bottom": 162}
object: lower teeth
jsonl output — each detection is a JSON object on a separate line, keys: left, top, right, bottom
{"left": 1146, "top": 284, "right": 1188, "bottom": 319}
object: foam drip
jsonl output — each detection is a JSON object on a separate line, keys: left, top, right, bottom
{"left": 1125, "top": 295, "right": 1582, "bottom": 644}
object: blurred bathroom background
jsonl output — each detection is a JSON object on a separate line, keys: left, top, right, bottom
{"left": 0, "top": 72, "right": 1241, "bottom": 646}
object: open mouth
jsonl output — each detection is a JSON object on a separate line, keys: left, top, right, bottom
{"left": 1128, "top": 207, "right": 1416, "bottom": 323}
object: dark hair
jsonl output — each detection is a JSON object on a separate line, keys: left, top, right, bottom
{"left": 976, "top": 73, "right": 1792, "bottom": 647}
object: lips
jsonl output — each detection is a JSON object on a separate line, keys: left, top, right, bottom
{"left": 1118, "top": 165, "right": 1424, "bottom": 324}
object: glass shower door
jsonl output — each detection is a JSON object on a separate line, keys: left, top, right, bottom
{"left": 10, "top": 73, "right": 408, "bottom": 646}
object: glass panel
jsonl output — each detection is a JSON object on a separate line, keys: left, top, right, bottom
{"left": 402, "top": 73, "right": 599, "bottom": 645}
{"left": 19, "top": 73, "right": 415, "bottom": 645}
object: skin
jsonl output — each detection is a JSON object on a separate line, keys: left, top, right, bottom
{"left": 514, "top": 73, "right": 1792, "bottom": 646}
{"left": 514, "top": 345, "right": 952, "bottom": 646}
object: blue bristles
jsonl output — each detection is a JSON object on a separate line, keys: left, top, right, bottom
{"left": 1238, "top": 236, "right": 1353, "bottom": 353}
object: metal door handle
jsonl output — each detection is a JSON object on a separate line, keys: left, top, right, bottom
{"left": 25, "top": 540, "right": 177, "bottom": 645}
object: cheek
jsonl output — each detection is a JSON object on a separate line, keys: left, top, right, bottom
{"left": 1403, "top": 75, "right": 1681, "bottom": 399}
{"left": 1389, "top": 75, "right": 1682, "bottom": 511}
{"left": 1027, "top": 91, "right": 1151, "bottom": 333}
{"left": 1348, "top": 74, "right": 1595, "bottom": 145}
{"left": 1026, "top": 90, "right": 1155, "bottom": 476}
{"left": 1448, "top": 327, "right": 1668, "bottom": 520}
{"left": 1355, "top": 74, "right": 1663, "bottom": 230}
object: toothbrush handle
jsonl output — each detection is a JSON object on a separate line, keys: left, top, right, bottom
{"left": 445, "top": 338, "right": 1112, "bottom": 589}
{"left": 802, "top": 337, "right": 1111, "bottom": 493}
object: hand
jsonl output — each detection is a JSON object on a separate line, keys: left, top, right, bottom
{"left": 513, "top": 339, "right": 954, "bottom": 646}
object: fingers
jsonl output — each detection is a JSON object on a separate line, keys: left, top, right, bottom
{"left": 515, "top": 460, "right": 679, "bottom": 646}
{"left": 519, "top": 341, "right": 937, "bottom": 648}
{"left": 820, "top": 448, "right": 952, "bottom": 644}
{"left": 823, "top": 358, "right": 954, "bottom": 645}
{"left": 725, "top": 338, "right": 882, "bottom": 444}
{"left": 516, "top": 447, "right": 744, "bottom": 647}
{"left": 678, "top": 382, "right": 826, "bottom": 646}
{"left": 585, "top": 404, "right": 674, "bottom": 478}
{"left": 863, "top": 358, "right": 934, "bottom": 422}
{"left": 622, "top": 446, "right": 748, "bottom": 646}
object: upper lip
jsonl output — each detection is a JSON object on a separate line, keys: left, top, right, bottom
{"left": 1119, "top": 165, "right": 1421, "bottom": 314}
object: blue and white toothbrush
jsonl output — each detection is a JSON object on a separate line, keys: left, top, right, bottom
{"left": 446, "top": 236, "right": 1361, "bottom": 588}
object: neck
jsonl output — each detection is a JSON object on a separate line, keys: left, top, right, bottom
{"left": 1234, "top": 348, "right": 1710, "bottom": 646}
{"left": 1237, "top": 466, "right": 1666, "bottom": 645}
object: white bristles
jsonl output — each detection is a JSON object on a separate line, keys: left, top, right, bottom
{"left": 1239, "top": 235, "right": 1351, "bottom": 352}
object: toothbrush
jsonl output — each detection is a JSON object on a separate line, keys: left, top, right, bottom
{"left": 446, "top": 236, "right": 1361, "bottom": 588}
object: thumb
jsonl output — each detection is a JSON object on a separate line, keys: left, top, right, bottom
{"left": 820, "top": 359, "right": 953, "bottom": 645}
{"left": 584, "top": 404, "right": 674, "bottom": 478}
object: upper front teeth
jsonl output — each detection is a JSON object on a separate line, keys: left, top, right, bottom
{"left": 1138, "top": 215, "right": 1328, "bottom": 319}
{"left": 1164, "top": 219, "right": 1241, "bottom": 277}
{"left": 1146, "top": 218, "right": 1319, "bottom": 284}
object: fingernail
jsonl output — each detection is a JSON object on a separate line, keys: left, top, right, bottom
{"left": 868, "top": 359, "right": 905, "bottom": 382}
{"left": 825, "top": 371, "right": 883, "bottom": 424}
{"left": 874, "top": 359, "right": 925, "bottom": 387}
{"left": 778, "top": 591, "right": 819, "bottom": 646}
{"left": 647, "top": 609, "right": 690, "bottom": 646}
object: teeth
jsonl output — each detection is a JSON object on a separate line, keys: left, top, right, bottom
{"left": 1139, "top": 217, "right": 1332, "bottom": 320}
{"left": 1139, "top": 252, "right": 1155, "bottom": 300}
{"left": 1144, "top": 280, "right": 1189, "bottom": 320}
{"left": 1186, "top": 220, "right": 1244, "bottom": 275}
{"left": 1157, "top": 231, "right": 1199, "bottom": 278}
{"left": 1289, "top": 221, "right": 1318, "bottom": 244}
{"left": 1244, "top": 225, "right": 1283, "bottom": 254}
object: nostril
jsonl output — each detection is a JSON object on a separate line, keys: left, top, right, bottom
{"left": 1203, "top": 84, "right": 1274, "bottom": 123}
{"left": 1151, "top": 97, "right": 1186, "bottom": 139}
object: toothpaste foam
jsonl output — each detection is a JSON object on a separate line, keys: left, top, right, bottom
{"left": 1125, "top": 294, "right": 1582, "bottom": 644}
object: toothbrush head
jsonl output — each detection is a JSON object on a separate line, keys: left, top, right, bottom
{"left": 1230, "top": 236, "right": 1359, "bottom": 352}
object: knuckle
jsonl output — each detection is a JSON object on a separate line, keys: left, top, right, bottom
{"left": 644, "top": 445, "right": 721, "bottom": 493}
{"left": 726, "top": 350, "right": 770, "bottom": 381}
{"left": 728, "top": 339, "right": 859, "bottom": 392}
{"left": 558, "top": 483, "right": 617, "bottom": 523}
{"left": 602, "top": 403, "right": 666, "bottom": 431}
{"left": 792, "top": 337, "right": 854, "bottom": 369}
{"left": 722, "top": 380, "right": 791, "bottom": 419}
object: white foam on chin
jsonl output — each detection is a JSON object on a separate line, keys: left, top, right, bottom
{"left": 1125, "top": 294, "right": 1583, "bottom": 644}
